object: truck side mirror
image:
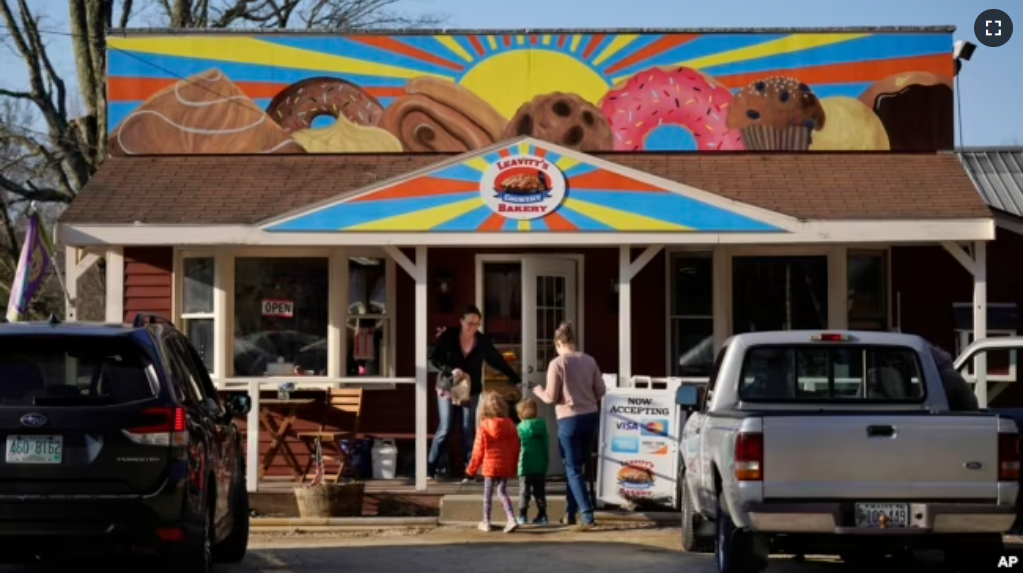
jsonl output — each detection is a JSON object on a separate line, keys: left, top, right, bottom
{"left": 676, "top": 385, "right": 700, "bottom": 407}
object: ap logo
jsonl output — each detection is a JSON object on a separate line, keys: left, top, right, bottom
{"left": 997, "top": 555, "right": 1019, "bottom": 569}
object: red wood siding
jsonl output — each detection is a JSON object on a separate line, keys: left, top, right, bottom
{"left": 123, "top": 247, "right": 173, "bottom": 323}
{"left": 891, "top": 229, "right": 1022, "bottom": 408}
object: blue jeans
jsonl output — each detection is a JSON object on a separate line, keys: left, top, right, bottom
{"left": 557, "top": 412, "right": 599, "bottom": 524}
{"left": 427, "top": 393, "right": 479, "bottom": 473}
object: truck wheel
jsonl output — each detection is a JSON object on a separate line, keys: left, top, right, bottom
{"left": 680, "top": 473, "right": 713, "bottom": 553}
{"left": 714, "top": 493, "right": 763, "bottom": 573}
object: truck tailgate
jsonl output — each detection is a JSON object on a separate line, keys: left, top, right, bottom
{"left": 763, "top": 415, "right": 998, "bottom": 500}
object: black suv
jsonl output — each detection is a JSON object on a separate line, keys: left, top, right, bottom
{"left": 0, "top": 315, "right": 251, "bottom": 571}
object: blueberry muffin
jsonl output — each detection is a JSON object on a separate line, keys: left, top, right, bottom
{"left": 726, "top": 77, "right": 827, "bottom": 150}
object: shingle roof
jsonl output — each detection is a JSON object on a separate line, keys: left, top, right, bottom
{"left": 959, "top": 148, "right": 1023, "bottom": 218}
{"left": 60, "top": 152, "right": 991, "bottom": 225}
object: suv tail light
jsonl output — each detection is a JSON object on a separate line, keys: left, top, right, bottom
{"left": 735, "top": 432, "right": 763, "bottom": 481}
{"left": 123, "top": 407, "right": 187, "bottom": 447}
{"left": 999, "top": 433, "right": 1020, "bottom": 482}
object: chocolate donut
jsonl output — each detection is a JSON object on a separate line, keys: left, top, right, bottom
{"left": 379, "top": 78, "right": 507, "bottom": 153}
{"left": 502, "top": 93, "right": 613, "bottom": 152}
{"left": 859, "top": 72, "right": 954, "bottom": 151}
{"left": 266, "top": 77, "right": 384, "bottom": 134}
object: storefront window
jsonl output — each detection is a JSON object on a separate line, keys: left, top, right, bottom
{"left": 233, "top": 258, "right": 329, "bottom": 377}
{"left": 670, "top": 253, "right": 714, "bottom": 378}
{"left": 347, "top": 257, "right": 391, "bottom": 376}
{"left": 181, "top": 257, "right": 215, "bottom": 372}
{"left": 732, "top": 256, "right": 828, "bottom": 333}
{"left": 848, "top": 251, "right": 888, "bottom": 331}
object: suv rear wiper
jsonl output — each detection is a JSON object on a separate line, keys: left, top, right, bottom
{"left": 32, "top": 396, "right": 115, "bottom": 406}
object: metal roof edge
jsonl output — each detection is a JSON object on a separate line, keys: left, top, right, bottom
{"left": 106, "top": 25, "right": 958, "bottom": 37}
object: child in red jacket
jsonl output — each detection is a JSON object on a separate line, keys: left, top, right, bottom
{"left": 466, "top": 392, "right": 521, "bottom": 533}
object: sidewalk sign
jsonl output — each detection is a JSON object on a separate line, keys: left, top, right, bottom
{"left": 596, "top": 376, "right": 683, "bottom": 509}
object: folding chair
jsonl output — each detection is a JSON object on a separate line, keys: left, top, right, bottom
{"left": 297, "top": 388, "right": 364, "bottom": 483}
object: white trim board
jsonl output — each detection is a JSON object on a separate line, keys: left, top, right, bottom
{"left": 61, "top": 218, "right": 994, "bottom": 247}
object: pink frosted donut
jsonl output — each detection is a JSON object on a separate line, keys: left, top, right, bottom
{"left": 600, "top": 67, "right": 745, "bottom": 151}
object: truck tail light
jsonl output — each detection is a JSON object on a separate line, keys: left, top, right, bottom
{"left": 999, "top": 433, "right": 1020, "bottom": 482}
{"left": 123, "top": 407, "right": 188, "bottom": 447}
{"left": 735, "top": 432, "right": 763, "bottom": 481}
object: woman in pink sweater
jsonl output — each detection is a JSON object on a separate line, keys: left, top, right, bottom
{"left": 532, "top": 322, "right": 605, "bottom": 528}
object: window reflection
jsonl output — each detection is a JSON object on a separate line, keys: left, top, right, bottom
{"left": 233, "top": 258, "right": 329, "bottom": 377}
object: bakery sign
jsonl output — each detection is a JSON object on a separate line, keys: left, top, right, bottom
{"left": 480, "top": 155, "right": 567, "bottom": 220}
{"left": 261, "top": 299, "right": 294, "bottom": 318}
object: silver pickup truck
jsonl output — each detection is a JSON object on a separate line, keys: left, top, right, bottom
{"left": 677, "top": 330, "right": 1020, "bottom": 573}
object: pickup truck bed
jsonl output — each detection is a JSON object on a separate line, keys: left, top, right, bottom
{"left": 678, "top": 331, "right": 1020, "bottom": 573}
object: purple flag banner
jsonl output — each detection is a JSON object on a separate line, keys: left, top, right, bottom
{"left": 5, "top": 212, "right": 53, "bottom": 322}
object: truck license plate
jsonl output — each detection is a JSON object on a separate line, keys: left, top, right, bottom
{"left": 855, "top": 503, "right": 909, "bottom": 528}
{"left": 5, "top": 435, "right": 63, "bottom": 464}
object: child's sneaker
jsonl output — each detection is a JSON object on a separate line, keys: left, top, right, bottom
{"left": 477, "top": 521, "right": 492, "bottom": 532}
{"left": 532, "top": 515, "right": 549, "bottom": 526}
{"left": 503, "top": 521, "right": 518, "bottom": 534}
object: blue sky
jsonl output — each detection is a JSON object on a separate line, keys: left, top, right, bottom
{"left": 1, "top": 0, "right": 1020, "bottom": 146}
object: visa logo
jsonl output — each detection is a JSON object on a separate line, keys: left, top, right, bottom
{"left": 616, "top": 422, "right": 639, "bottom": 430}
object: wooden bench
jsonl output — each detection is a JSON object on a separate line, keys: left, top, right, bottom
{"left": 296, "top": 388, "right": 363, "bottom": 483}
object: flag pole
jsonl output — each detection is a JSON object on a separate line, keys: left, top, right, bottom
{"left": 28, "top": 202, "right": 72, "bottom": 308}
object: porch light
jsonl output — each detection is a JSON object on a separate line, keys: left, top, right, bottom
{"left": 953, "top": 40, "right": 976, "bottom": 75}
{"left": 608, "top": 279, "right": 619, "bottom": 312}
{"left": 436, "top": 271, "right": 454, "bottom": 313}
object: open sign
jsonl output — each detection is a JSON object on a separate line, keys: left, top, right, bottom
{"left": 261, "top": 299, "right": 294, "bottom": 318}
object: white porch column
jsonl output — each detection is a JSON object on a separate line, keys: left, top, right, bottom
{"left": 64, "top": 246, "right": 80, "bottom": 322}
{"left": 213, "top": 249, "right": 233, "bottom": 382}
{"left": 327, "top": 249, "right": 348, "bottom": 378}
{"left": 617, "top": 245, "right": 663, "bottom": 383}
{"left": 827, "top": 247, "right": 848, "bottom": 330}
{"left": 104, "top": 247, "right": 124, "bottom": 323}
{"left": 384, "top": 246, "right": 430, "bottom": 491}
{"left": 618, "top": 246, "right": 632, "bottom": 385}
{"left": 246, "top": 379, "right": 260, "bottom": 493}
{"left": 972, "top": 241, "right": 988, "bottom": 406}
{"left": 414, "top": 246, "right": 429, "bottom": 492}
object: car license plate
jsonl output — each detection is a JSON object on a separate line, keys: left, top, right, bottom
{"left": 855, "top": 503, "right": 909, "bottom": 528}
{"left": 5, "top": 435, "right": 63, "bottom": 464}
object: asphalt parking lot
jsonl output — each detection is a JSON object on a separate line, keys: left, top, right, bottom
{"left": 0, "top": 529, "right": 1019, "bottom": 572}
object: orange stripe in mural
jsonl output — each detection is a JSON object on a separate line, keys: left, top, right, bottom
{"left": 582, "top": 34, "right": 606, "bottom": 60}
{"left": 503, "top": 35, "right": 512, "bottom": 48}
{"left": 568, "top": 170, "right": 667, "bottom": 193}
{"left": 557, "top": 35, "right": 567, "bottom": 49}
{"left": 604, "top": 35, "right": 698, "bottom": 76}
{"left": 530, "top": 35, "right": 539, "bottom": 45}
{"left": 534, "top": 148, "right": 547, "bottom": 159}
{"left": 351, "top": 37, "right": 465, "bottom": 71}
{"left": 478, "top": 214, "right": 506, "bottom": 231}
{"left": 467, "top": 35, "right": 486, "bottom": 56}
{"left": 715, "top": 54, "right": 955, "bottom": 89}
{"left": 498, "top": 148, "right": 511, "bottom": 158}
{"left": 349, "top": 178, "right": 480, "bottom": 203}
{"left": 108, "top": 76, "right": 287, "bottom": 101}
{"left": 542, "top": 212, "right": 578, "bottom": 231}
{"left": 364, "top": 87, "right": 405, "bottom": 99}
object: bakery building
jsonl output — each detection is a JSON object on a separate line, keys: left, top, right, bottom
{"left": 58, "top": 27, "right": 1015, "bottom": 491}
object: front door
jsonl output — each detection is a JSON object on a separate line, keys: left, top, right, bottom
{"left": 522, "top": 257, "right": 578, "bottom": 477}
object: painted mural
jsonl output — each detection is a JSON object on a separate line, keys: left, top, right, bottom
{"left": 264, "top": 139, "right": 784, "bottom": 232}
{"left": 107, "top": 32, "right": 955, "bottom": 155}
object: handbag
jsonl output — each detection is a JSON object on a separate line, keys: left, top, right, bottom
{"left": 450, "top": 373, "right": 472, "bottom": 406}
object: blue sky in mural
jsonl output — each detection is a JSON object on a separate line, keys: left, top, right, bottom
{"left": 0, "top": 0, "right": 1019, "bottom": 146}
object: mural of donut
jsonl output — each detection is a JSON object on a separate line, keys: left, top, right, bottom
{"left": 107, "top": 32, "right": 956, "bottom": 154}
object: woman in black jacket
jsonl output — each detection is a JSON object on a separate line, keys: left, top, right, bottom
{"left": 428, "top": 305, "right": 521, "bottom": 479}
